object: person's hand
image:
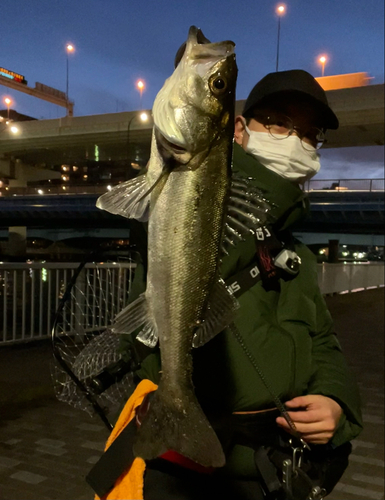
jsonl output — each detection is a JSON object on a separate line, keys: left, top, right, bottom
{"left": 276, "top": 395, "right": 343, "bottom": 444}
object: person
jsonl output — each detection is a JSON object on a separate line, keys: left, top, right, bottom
{"left": 92, "top": 70, "right": 363, "bottom": 500}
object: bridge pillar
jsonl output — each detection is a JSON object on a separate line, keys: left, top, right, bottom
{"left": 8, "top": 226, "right": 27, "bottom": 258}
{"left": 328, "top": 239, "right": 340, "bottom": 263}
{"left": 6, "top": 160, "right": 62, "bottom": 188}
{"left": 0, "top": 157, "right": 16, "bottom": 179}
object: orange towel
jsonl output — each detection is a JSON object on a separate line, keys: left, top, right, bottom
{"left": 95, "top": 379, "right": 158, "bottom": 500}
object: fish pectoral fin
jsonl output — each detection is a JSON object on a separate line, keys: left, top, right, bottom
{"left": 192, "top": 279, "right": 239, "bottom": 348}
{"left": 113, "top": 294, "right": 159, "bottom": 348}
{"left": 223, "top": 175, "right": 274, "bottom": 247}
{"left": 136, "top": 320, "right": 159, "bottom": 348}
{"left": 96, "top": 174, "right": 151, "bottom": 221}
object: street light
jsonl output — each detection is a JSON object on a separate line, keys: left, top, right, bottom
{"left": 127, "top": 111, "right": 150, "bottom": 172}
{"left": 66, "top": 43, "right": 75, "bottom": 113}
{"left": 275, "top": 4, "right": 286, "bottom": 72}
{"left": 136, "top": 80, "right": 145, "bottom": 109}
{"left": 318, "top": 55, "right": 327, "bottom": 77}
{"left": 4, "top": 97, "right": 12, "bottom": 120}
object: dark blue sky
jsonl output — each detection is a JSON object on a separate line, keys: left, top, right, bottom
{"left": 1, "top": 0, "right": 384, "bottom": 178}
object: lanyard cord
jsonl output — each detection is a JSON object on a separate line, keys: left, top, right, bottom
{"left": 228, "top": 322, "right": 306, "bottom": 445}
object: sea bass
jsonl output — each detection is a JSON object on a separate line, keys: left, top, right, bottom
{"left": 97, "top": 26, "right": 269, "bottom": 468}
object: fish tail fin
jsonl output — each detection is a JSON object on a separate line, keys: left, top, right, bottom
{"left": 133, "top": 382, "right": 225, "bottom": 468}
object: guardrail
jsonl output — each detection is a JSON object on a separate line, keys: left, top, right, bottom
{"left": 304, "top": 178, "right": 384, "bottom": 192}
{"left": 317, "top": 261, "right": 384, "bottom": 295}
{"left": 0, "top": 261, "right": 383, "bottom": 345}
{"left": 0, "top": 178, "right": 384, "bottom": 197}
{"left": 0, "top": 262, "right": 134, "bottom": 345}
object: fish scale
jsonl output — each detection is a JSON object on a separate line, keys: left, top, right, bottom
{"left": 97, "top": 26, "right": 250, "bottom": 467}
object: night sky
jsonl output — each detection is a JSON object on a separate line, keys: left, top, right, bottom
{"left": 1, "top": 0, "right": 384, "bottom": 178}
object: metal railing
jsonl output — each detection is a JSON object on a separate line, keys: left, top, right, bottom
{"left": 304, "top": 178, "right": 384, "bottom": 192}
{"left": 0, "top": 185, "right": 108, "bottom": 197}
{"left": 0, "top": 260, "right": 384, "bottom": 345}
{"left": 0, "top": 262, "right": 135, "bottom": 344}
{"left": 0, "top": 178, "right": 384, "bottom": 197}
{"left": 317, "top": 261, "right": 384, "bottom": 295}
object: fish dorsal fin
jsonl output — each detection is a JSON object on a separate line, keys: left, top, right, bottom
{"left": 222, "top": 175, "right": 272, "bottom": 252}
{"left": 192, "top": 279, "right": 238, "bottom": 348}
{"left": 96, "top": 174, "right": 151, "bottom": 222}
{"left": 112, "top": 294, "right": 159, "bottom": 348}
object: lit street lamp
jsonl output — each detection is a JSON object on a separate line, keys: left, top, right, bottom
{"left": 136, "top": 80, "right": 145, "bottom": 109}
{"left": 66, "top": 43, "right": 75, "bottom": 114}
{"left": 127, "top": 111, "right": 150, "bottom": 172}
{"left": 276, "top": 4, "right": 286, "bottom": 72}
{"left": 4, "top": 97, "right": 12, "bottom": 120}
{"left": 319, "top": 55, "right": 327, "bottom": 77}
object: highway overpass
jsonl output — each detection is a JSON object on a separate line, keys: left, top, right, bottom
{"left": 0, "top": 84, "right": 383, "bottom": 176}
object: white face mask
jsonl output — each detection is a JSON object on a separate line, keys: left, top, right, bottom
{"left": 244, "top": 124, "right": 321, "bottom": 182}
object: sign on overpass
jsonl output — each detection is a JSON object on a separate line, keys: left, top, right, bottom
{"left": 0, "top": 74, "right": 73, "bottom": 116}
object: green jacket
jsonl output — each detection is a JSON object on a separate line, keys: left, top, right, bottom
{"left": 122, "top": 143, "right": 363, "bottom": 477}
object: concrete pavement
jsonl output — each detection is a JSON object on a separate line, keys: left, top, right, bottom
{"left": 0, "top": 288, "right": 384, "bottom": 500}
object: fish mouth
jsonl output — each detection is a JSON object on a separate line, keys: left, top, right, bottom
{"left": 155, "top": 127, "right": 188, "bottom": 156}
{"left": 162, "top": 136, "right": 187, "bottom": 154}
{"left": 174, "top": 27, "right": 211, "bottom": 68}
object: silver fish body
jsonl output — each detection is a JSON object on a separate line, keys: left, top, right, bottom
{"left": 97, "top": 26, "right": 238, "bottom": 467}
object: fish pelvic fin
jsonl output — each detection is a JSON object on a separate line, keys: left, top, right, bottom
{"left": 96, "top": 174, "right": 151, "bottom": 222}
{"left": 112, "top": 294, "right": 159, "bottom": 348}
{"left": 133, "top": 381, "right": 225, "bottom": 468}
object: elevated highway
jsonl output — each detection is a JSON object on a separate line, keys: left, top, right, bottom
{"left": 0, "top": 85, "right": 383, "bottom": 170}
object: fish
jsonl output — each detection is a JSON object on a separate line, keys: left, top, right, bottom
{"left": 96, "top": 26, "right": 270, "bottom": 468}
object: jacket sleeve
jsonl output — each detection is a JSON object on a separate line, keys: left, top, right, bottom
{"left": 303, "top": 252, "right": 363, "bottom": 446}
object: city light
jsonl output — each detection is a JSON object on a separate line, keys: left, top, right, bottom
{"left": 66, "top": 43, "right": 75, "bottom": 112}
{"left": 4, "top": 97, "right": 12, "bottom": 120}
{"left": 318, "top": 55, "right": 327, "bottom": 77}
{"left": 275, "top": 5, "right": 286, "bottom": 72}
{"left": 10, "top": 126, "right": 19, "bottom": 134}
{"left": 136, "top": 80, "right": 145, "bottom": 108}
{"left": 140, "top": 112, "right": 149, "bottom": 122}
{"left": 38, "top": 189, "right": 44, "bottom": 195}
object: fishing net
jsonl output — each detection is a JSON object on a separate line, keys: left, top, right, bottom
{"left": 51, "top": 260, "right": 136, "bottom": 426}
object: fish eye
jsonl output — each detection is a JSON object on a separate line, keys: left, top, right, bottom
{"left": 209, "top": 75, "right": 228, "bottom": 95}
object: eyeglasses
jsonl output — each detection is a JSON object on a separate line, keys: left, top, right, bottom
{"left": 253, "top": 113, "right": 326, "bottom": 151}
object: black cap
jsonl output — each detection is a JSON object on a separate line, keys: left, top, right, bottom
{"left": 242, "top": 69, "right": 339, "bottom": 130}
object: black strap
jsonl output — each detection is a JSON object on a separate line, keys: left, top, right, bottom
{"left": 225, "top": 261, "right": 262, "bottom": 298}
{"left": 225, "top": 226, "right": 301, "bottom": 298}
{"left": 254, "top": 447, "right": 282, "bottom": 494}
{"left": 85, "top": 418, "right": 137, "bottom": 498}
